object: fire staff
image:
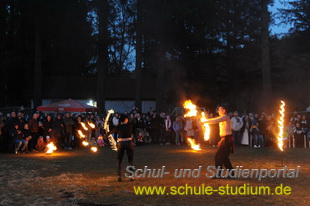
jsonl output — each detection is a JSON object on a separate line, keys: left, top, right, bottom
{"left": 202, "top": 106, "right": 234, "bottom": 174}
{"left": 104, "top": 115, "right": 134, "bottom": 182}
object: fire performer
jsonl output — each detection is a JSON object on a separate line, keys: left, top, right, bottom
{"left": 104, "top": 115, "right": 134, "bottom": 182}
{"left": 202, "top": 106, "right": 234, "bottom": 174}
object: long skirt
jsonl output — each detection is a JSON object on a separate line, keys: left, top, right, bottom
{"left": 241, "top": 129, "right": 249, "bottom": 145}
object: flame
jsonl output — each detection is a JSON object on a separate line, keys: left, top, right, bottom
{"left": 277, "top": 101, "right": 285, "bottom": 151}
{"left": 82, "top": 141, "right": 89, "bottom": 146}
{"left": 88, "top": 122, "right": 95, "bottom": 129}
{"left": 91, "top": 146, "right": 98, "bottom": 152}
{"left": 201, "top": 112, "right": 211, "bottom": 141}
{"left": 77, "top": 130, "right": 85, "bottom": 138}
{"left": 108, "top": 109, "right": 115, "bottom": 114}
{"left": 81, "top": 122, "right": 88, "bottom": 131}
{"left": 187, "top": 138, "right": 201, "bottom": 150}
{"left": 183, "top": 100, "right": 209, "bottom": 151}
{"left": 46, "top": 142, "right": 57, "bottom": 154}
{"left": 183, "top": 100, "right": 198, "bottom": 117}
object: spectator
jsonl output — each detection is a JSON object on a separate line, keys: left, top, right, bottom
{"left": 63, "top": 113, "right": 74, "bottom": 149}
{"left": 22, "top": 123, "right": 32, "bottom": 151}
{"left": 173, "top": 116, "right": 183, "bottom": 145}
{"left": 29, "top": 113, "right": 40, "bottom": 151}
{"left": 164, "top": 115, "right": 173, "bottom": 145}
{"left": 52, "top": 114, "right": 65, "bottom": 148}
{"left": 150, "top": 112, "right": 160, "bottom": 143}
{"left": 266, "top": 115, "right": 276, "bottom": 147}
{"left": 36, "top": 136, "right": 45, "bottom": 151}
{"left": 231, "top": 111, "right": 243, "bottom": 146}
{"left": 241, "top": 114, "right": 251, "bottom": 146}
{"left": 14, "top": 128, "right": 28, "bottom": 154}
{"left": 258, "top": 114, "right": 267, "bottom": 146}
{"left": 290, "top": 111, "right": 298, "bottom": 124}
{"left": 251, "top": 118, "right": 261, "bottom": 148}
{"left": 135, "top": 113, "right": 144, "bottom": 139}
{"left": 300, "top": 114, "right": 308, "bottom": 135}
{"left": 43, "top": 115, "right": 53, "bottom": 141}
{"left": 184, "top": 117, "right": 195, "bottom": 143}
{"left": 159, "top": 112, "right": 166, "bottom": 144}
{"left": 95, "top": 116, "right": 104, "bottom": 136}
{"left": 285, "top": 122, "right": 294, "bottom": 148}
{"left": 293, "top": 122, "right": 304, "bottom": 148}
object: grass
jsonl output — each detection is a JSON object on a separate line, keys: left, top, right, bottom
{"left": 0, "top": 144, "right": 309, "bottom": 206}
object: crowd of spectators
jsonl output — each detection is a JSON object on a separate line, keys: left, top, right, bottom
{"left": 0, "top": 107, "right": 309, "bottom": 154}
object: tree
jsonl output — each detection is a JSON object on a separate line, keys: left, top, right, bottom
{"left": 261, "top": 0, "right": 272, "bottom": 107}
{"left": 96, "top": 0, "right": 110, "bottom": 110}
{"left": 280, "top": 0, "right": 310, "bottom": 32}
{"left": 135, "top": 0, "right": 142, "bottom": 110}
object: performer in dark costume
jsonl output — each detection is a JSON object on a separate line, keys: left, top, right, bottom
{"left": 202, "top": 106, "right": 234, "bottom": 173}
{"left": 105, "top": 115, "right": 134, "bottom": 182}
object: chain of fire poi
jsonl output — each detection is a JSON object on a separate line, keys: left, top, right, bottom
{"left": 183, "top": 100, "right": 210, "bottom": 150}
{"left": 277, "top": 101, "right": 285, "bottom": 152}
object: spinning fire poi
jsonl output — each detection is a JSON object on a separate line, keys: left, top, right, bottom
{"left": 104, "top": 110, "right": 118, "bottom": 151}
{"left": 183, "top": 100, "right": 234, "bottom": 173}
{"left": 77, "top": 120, "right": 99, "bottom": 153}
{"left": 277, "top": 101, "right": 286, "bottom": 151}
{"left": 183, "top": 100, "right": 210, "bottom": 150}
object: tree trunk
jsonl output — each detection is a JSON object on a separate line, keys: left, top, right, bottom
{"left": 0, "top": 1, "right": 7, "bottom": 107}
{"left": 261, "top": 0, "right": 272, "bottom": 101}
{"left": 155, "top": 1, "right": 167, "bottom": 112}
{"left": 135, "top": 0, "right": 142, "bottom": 111}
{"left": 156, "top": 44, "right": 166, "bottom": 112}
{"left": 34, "top": 20, "right": 42, "bottom": 109}
{"left": 96, "top": 0, "right": 109, "bottom": 111}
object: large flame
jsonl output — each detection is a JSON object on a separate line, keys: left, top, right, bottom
{"left": 77, "top": 130, "right": 85, "bottom": 138}
{"left": 88, "top": 122, "right": 95, "bottom": 129}
{"left": 277, "top": 101, "right": 285, "bottom": 151}
{"left": 46, "top": 142, "right": 57, "bottom": 154}
{"left": 80, "top": 122, "right": 88, "bottom": 131}
{"left": 187, "top": 138, "right": 201, "bottom": 150}
{"left": 201, "top": 112, "right": 211, "bottom": 141}
{"left": 91, "top": 146, "right": 98, "bottom": 152}
{"left": 183, "top": 100, "right": 198, "bottom": 117}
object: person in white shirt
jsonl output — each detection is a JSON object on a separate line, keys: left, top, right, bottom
{"left": 112, "top": 113, "right": 120, "bottom": 140}
{"left": 202, "top": 106, "right": 233, "bottom": 171}
{"left": 164, "top": 116, "right": 173, "bottom": 145}
{"left": 231, "top": 111, "right": 243, "bottom": 146}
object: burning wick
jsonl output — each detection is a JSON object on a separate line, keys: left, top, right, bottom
{"left": 187, "top": 138, "right": 201, "bottom": 151}
{"left": 91, "top": 147, "right": 98, "bottom": 152}
{"left": 77, "top": 130, "right": 85, "bottom": 138}
{"left": 46, "top": 142, "right": 57, "bottom": 154}
{"left": 88, "top": 122, "right": 95, "bottom": 129}
{"left": 82, "top": 141, "right": 89, "bottom": 146}
{"left": 80, "top": 122, "right": 88, "bottom": 131}
{"left": 277, "top": 101, "right": 285, "bottom": 151}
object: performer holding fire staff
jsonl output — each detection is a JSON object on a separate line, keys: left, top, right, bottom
{"left": 104, "top": 115, "right": 134, "bottom": 182}
{"left": 202, "top": 106, "right": 234, "bottom": 174}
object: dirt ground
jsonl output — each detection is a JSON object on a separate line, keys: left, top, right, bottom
{"left": 0, "top": 144, "right": 309, "bottom": 206}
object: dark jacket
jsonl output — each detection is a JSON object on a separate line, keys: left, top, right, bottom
{"left": 29, "top": 118, "right": 39, "bottom": 133}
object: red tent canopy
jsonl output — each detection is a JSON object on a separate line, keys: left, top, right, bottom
{"left": 37, "top": 99, "right": 100, "bottom": 112}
